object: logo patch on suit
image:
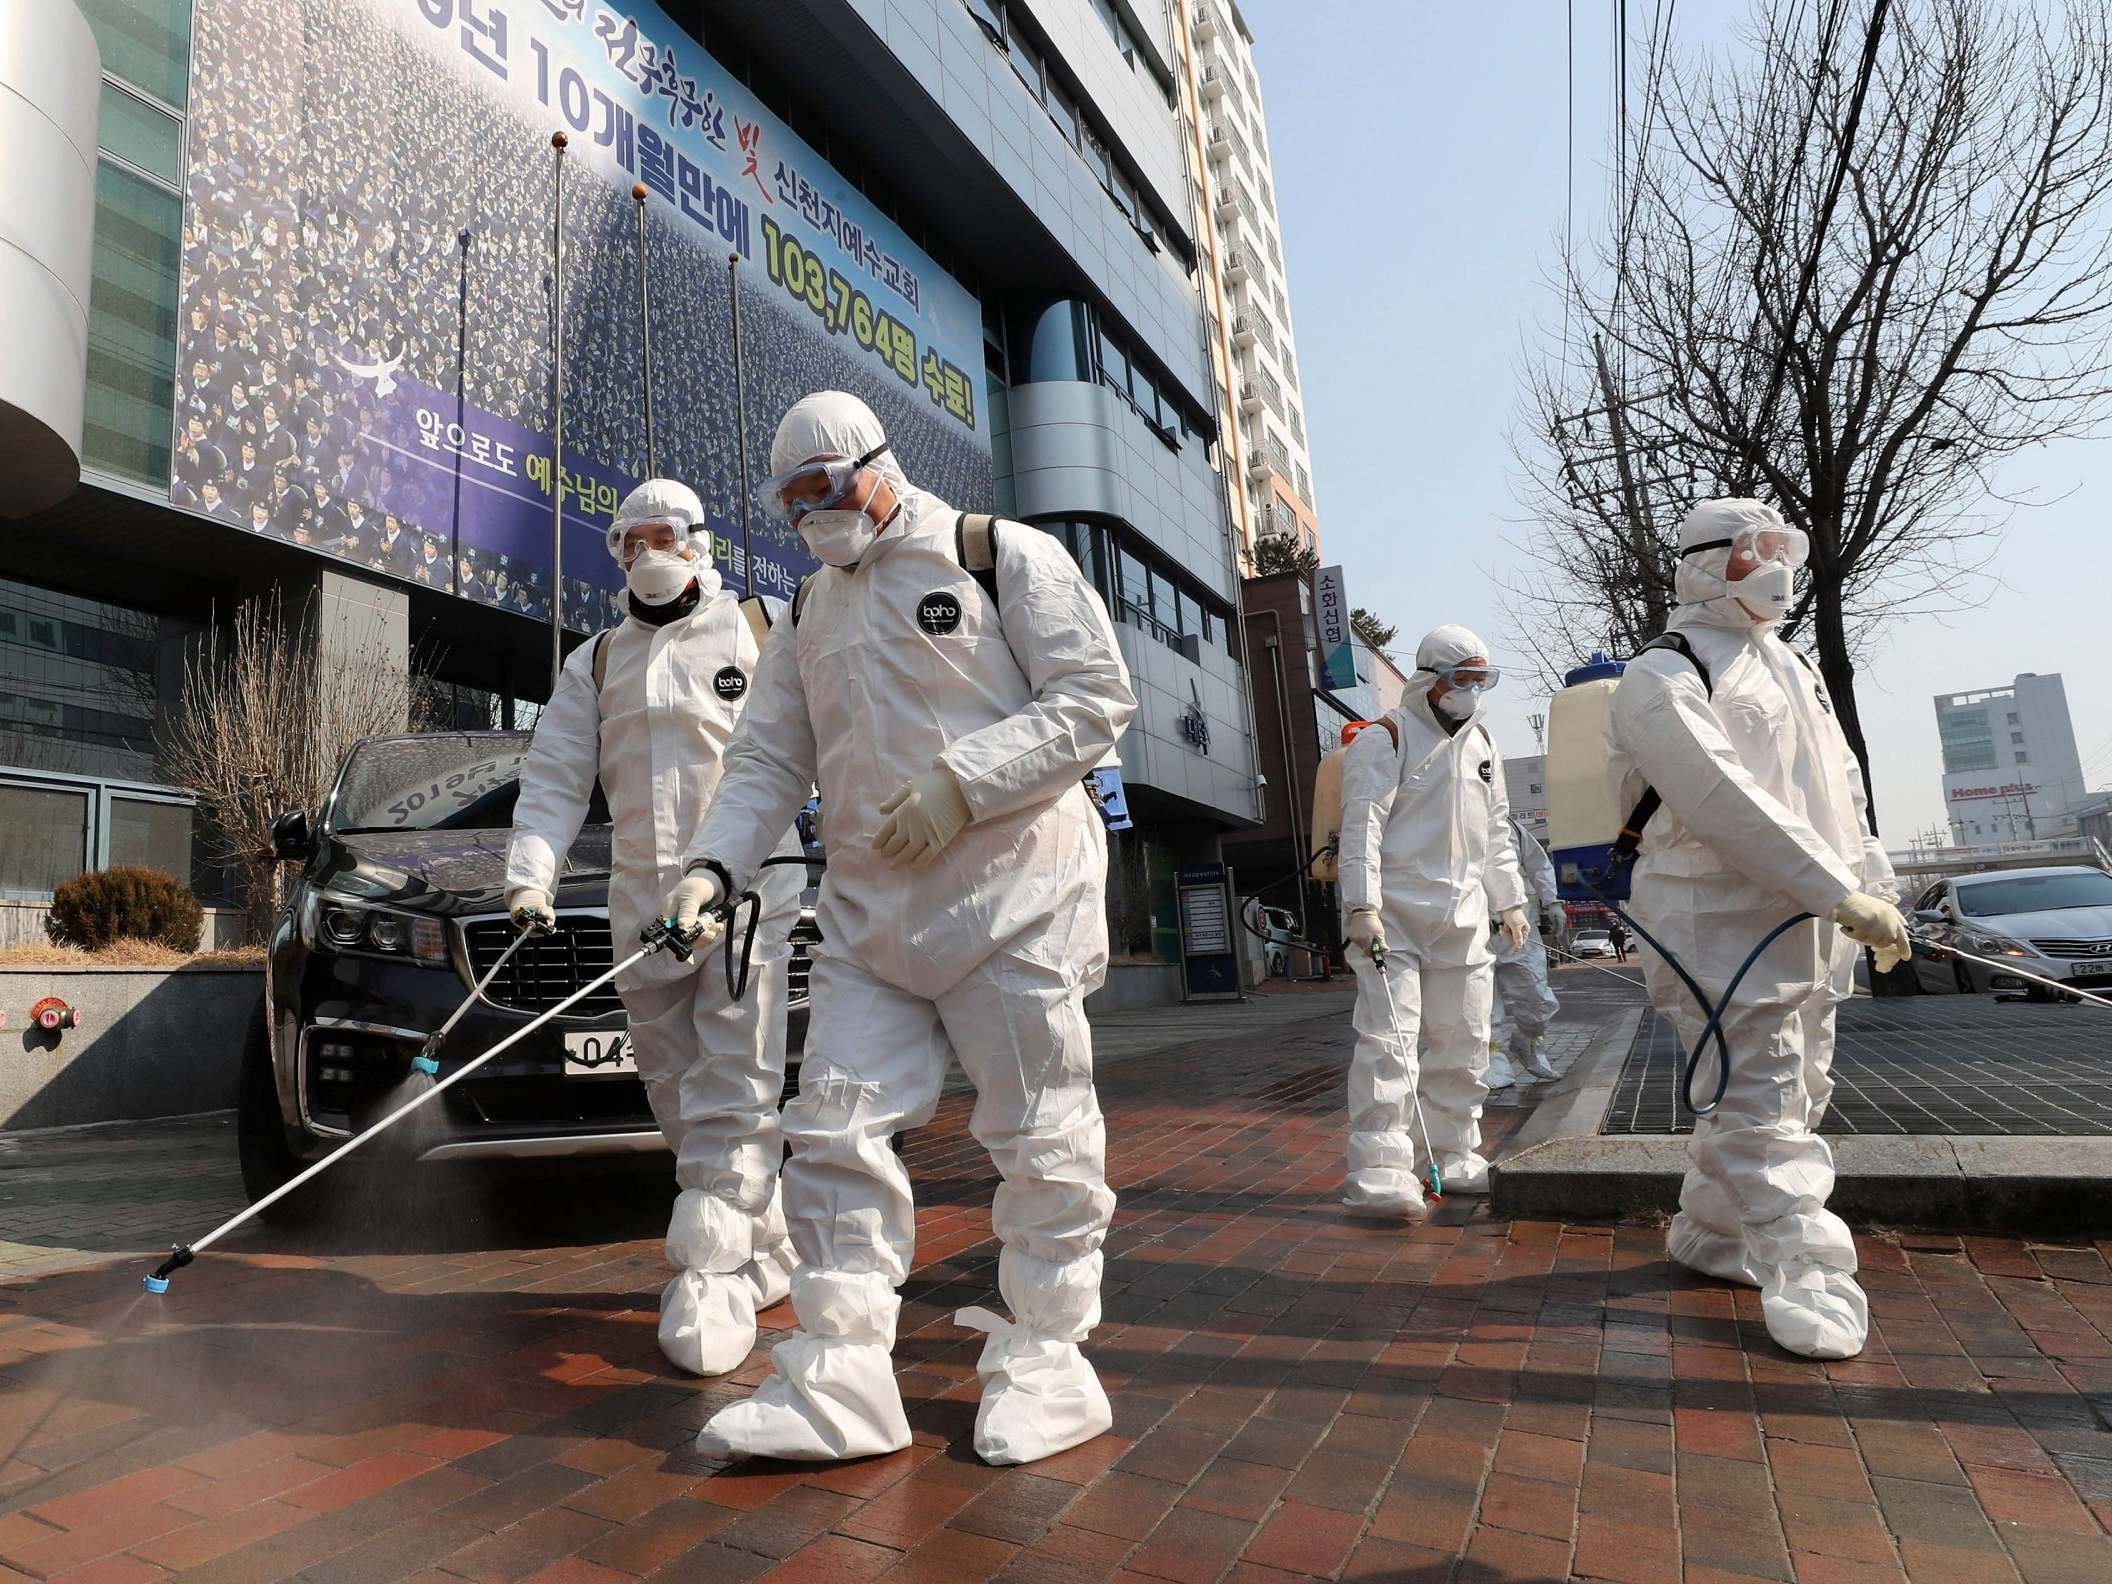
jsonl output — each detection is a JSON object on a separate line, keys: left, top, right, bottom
{"left": 1478, "top": 759, "right": 1493, "bottom": 783}
{"left": 916, "top": 591, "right": 963, "bottom": 635}
{"left": 711, "top": 665, "right": 747, "bottom": 702}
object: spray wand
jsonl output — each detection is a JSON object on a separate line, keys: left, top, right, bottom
{"left": 1367, "top": 941, "right": 1445, "bottom": 1201}
{"left": 146, "top": 917, "right": 710, "bottom": 1293}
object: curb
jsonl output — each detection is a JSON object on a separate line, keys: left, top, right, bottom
{"left": 1491, "top": 1005, "right": 2112, "bottom": 1235}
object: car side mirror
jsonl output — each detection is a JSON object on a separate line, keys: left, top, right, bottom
{"left": 270, "top": 808, "right": 315, "bottom": 862}
{"left": 1911, "top": 908, "right": 1945, "bottom": 925}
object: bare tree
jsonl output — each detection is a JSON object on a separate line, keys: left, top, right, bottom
{"left": 160, "top": 590, "right": 434, "bottom": 940}
{"left": 1511, "top": 0, "right": 2112, "bottom": 826}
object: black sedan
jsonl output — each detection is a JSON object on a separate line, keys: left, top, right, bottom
{"left": 241, "top": 730, "right": 811, "bottom": 1217}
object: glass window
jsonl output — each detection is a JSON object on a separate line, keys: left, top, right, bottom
{"left": 1013, "top": 297, "right": 1089, "bottom": 382}
{"left": 1008, "top": 29, "right": 1044, "bottom": 98}
{"left": 965, "top": 0, "right": 1004, "bottom": 45}
{"left": 1177, "top": 588, "right": 1200, "bottom": 639}
{"left": 0, "top": 785, "right": 91, "bottom": 898}
{"left": 1082, "top": 129, "right": 1113, "bottom": 187}
{"left": 1118, "top": 546, "right": 1151, "bottom": 618}
{"left": 98, "top": 81, "right": 182, "bottom": 184}
{"left": 84, "top": 160, "right": 182, "bottom": 487}
{"left": 1047, "top": 83, "right": 1079, "bottom": 147}
{"left": 110, "top": 796, "right": 193, "bottom": 882}
{"left": 1097, "top": 329, "right": 1129, "bottom": 395}
{"left": 76, "top": 0, "right": 193, "bottom": 109}
{"left": 1110, "top": 171, "right": 1136, "bottom": 220}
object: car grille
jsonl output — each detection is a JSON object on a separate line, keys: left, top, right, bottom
{"left": 2029, "top": 936, "right": 2112, "bottom": 960}
{"left": 463, "top": 914, "right": 624, "bottom": 1018}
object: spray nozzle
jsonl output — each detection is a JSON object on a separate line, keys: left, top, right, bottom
{"left": 641, "top": 917, "right": 704, "bottom": 963}
{"left": 145, "top": 1244, "right": 195, "bottom": 1293}
{"left": 410, "top": 1054, "right": 439, "bottom": 1077}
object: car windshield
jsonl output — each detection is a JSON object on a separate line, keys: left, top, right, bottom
{"left": 1576, "top": 931, "right": 1609, "bottom": 941}
{"left": 329, "top": 734, "right": 532, "bottom": 834}
{"left": 1955, "top": 870, "right": 2112, "bottom": 918}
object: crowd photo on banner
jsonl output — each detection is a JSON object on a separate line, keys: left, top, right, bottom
{"left": 171, "top": 0, "right": 993, "bottom": 625}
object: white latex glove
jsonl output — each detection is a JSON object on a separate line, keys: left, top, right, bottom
{"left": 1500, "top": 906, "right": 1531, "bottom": 950}
{"left": 505, "top": 886, "right": 555, "bottom": 935}
{"left": 1833, "top": 891, "right": 1910, "bottom": 973}
{"left": 663, "top": 871, "right": 727, "bottom": 950}
{"left": 875, "top": 767, "right": 971, "bottom": 867}
{"left": 1346, "top": 908, "right": 1388, "bottom": 959}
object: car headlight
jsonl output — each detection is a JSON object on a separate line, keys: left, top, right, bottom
{"left": 303, "top": 894, "right": 450, "bottom": 965}
{"left": 1962, "top": 932, "right": 2035, "bottom": 959}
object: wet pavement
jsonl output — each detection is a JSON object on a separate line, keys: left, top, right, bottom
{"left": 0, "top": 973, "right": 2105, "bottom": 1581}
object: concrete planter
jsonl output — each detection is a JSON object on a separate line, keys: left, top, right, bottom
{"left": 1, "top": 967, "right": 263, "bottom": 1130}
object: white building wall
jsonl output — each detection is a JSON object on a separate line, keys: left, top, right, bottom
{"left": 1936, "top": 673, "right": 2086, "bottom": 843}
{"left": 0, "top": 0, "right": 102, "bottom": 516}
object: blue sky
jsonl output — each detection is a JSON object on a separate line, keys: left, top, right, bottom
{"left": 1243, "top": 0, "right": 2112, "bottom": 843}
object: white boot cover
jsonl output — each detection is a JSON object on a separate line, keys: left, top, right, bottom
{"left": 1667, "top": 1210, "right": 1764, "bottom": 1287}
{"left": 1343, "top": 1134, "right": 1430, "bottom": 1220}
{"left": 1761, "top": 1257, "right": 1869, "bottom": 1360}
{"left": 695, "top": 1269, "right": 909, "bottom": 1462}
{"left": 1519, "top": 1038, "right": 1560, "bottom": 1082}
{"left": 956, "top": 1308, "right": 1110, "bottom": 1466}
{"left": 659, "top": 1189, "right": 758, "bottom": 1377}
{"left": 1438, "top": 1151, "right": 1492, "bottom": 1196}
{"left": 745, "top": 1189, "right": 795, "bottom": 1310}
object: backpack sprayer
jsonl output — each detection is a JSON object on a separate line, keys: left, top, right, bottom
{"left": 1544, "top": 652, "right": 2109, "bottom": 1117}
{"left": 1545, "top": 651, "right": 1815, "bottom": 1116}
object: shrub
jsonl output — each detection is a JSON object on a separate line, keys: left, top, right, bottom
{"left": 46, "top": 867, "right": 204, "bottom": 953}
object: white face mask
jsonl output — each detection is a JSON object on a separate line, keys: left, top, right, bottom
{"left": 798, "top": 508, "right": 876, "bottom": 568}
{"left": 1436, "top": 686, "right": 1480, "bottom": 721}
{"left": 1731, "top": 561, "right": 1794, "bottom": 622}
{"left": 625, "top": 547, "right": 694, "bottom": 606}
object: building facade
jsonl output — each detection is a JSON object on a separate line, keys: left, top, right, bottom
{"left": 1, "top": 0, "right": 1261, "bottom": 1004}
{"left": 1935, "top": 673, "right": 2087, "bottom": 845}
{"left": 1166, "top": 0, "right": 1320, "bottom": 565}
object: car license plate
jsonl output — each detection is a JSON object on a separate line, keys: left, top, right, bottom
{"left": 563, "top": 1028, "right": 636, "bottom": 1078}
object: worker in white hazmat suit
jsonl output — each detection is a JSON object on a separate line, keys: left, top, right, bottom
{"left": 1608, "top": 498, "right": 1908, "bottom": 1360}
{"left": 1337, "top": 626, "right": 1531, "bottom": 1216}
{"left": 1490, "top": 816, "right": 1564, "bottom": 1084}
{"left": 663, "top": 391, "right": 1136, "bottom": 1466}
{"left": 505, "top": 478, "right": 803, "bottom": 1379}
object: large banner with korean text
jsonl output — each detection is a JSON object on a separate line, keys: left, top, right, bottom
{"left": 172, "top": 0, "right": 991, "bottom": 624}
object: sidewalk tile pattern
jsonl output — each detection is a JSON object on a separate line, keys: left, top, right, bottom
{"left": 0, "top": 988, "right": 2103, "bottom": 1580}
{"left": 1605, "top": 997, "right": 2112, "bottom": 1136}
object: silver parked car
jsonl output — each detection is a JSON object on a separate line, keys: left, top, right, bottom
{"left": 1906, "top": 865, "right": 2112, "bottom": 997}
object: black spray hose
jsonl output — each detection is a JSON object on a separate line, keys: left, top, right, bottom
{"left": 1238, "top": 841, "right": 1339, "bottom": 957}
{"left": 714, "top": 853, "right": 825, "bottom": 1004}
{"left": 1575, "top": 871, "right": 1810, "bottom": 1116}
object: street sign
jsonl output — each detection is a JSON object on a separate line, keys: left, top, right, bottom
{"left": 1177, "top": 863, "right": 1242, "bottom": 1000}
{"left": 1314, "top": 565, "right": 1356, "bottom": 691}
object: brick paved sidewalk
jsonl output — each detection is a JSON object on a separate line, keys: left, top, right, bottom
{"left": 0, "top": 988, "right": 2107, "bottom": 1582}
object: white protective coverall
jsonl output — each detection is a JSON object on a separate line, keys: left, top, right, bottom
{"left": 1491, "top": 818, "right": 1564, "bottom": 1082}
{"left": 506, "top": 508, "right": 802, "bottom": 1378}
{"left": 1337, "top": 626, "right": 1528, "bottom": 1211}
{"left": 683, "top": 392, "right": 1135, "bottom": 1466}
{"left": 1608, "top": 499, "right": 1899, "bottom": 1360}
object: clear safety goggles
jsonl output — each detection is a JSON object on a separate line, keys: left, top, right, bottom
{"left": 1435, "top": 664, "right": 1501, "bottom": 692}
{"left": 757, "top": 443, "right": 890, "bottom": 523}
{"left": 1683, "top": 522, "right": 1809, "bottom": 570}
{"left": 605, "top": 515, "right": 693, "bottom": 565}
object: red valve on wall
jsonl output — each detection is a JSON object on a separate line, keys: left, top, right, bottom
{"left": 29, "top": 998, "right": 80, "bottom": 1033}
